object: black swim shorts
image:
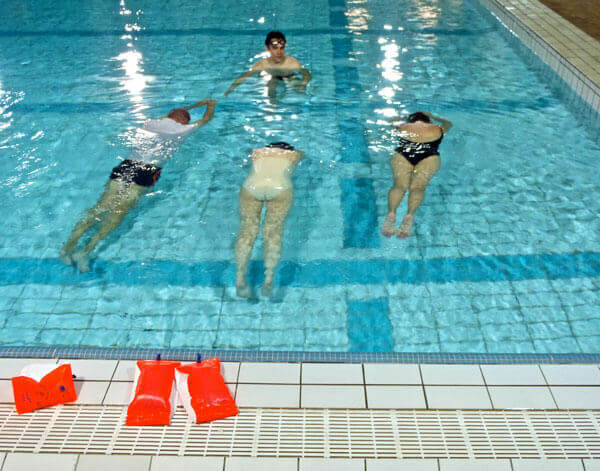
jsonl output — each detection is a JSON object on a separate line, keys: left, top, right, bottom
{"left": 109, "top": 159, "right": 162, "bottom": 187}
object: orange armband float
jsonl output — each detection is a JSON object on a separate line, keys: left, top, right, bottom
{"left": 126, "top": 358, "right": 181, "bottom": 426}
{"left": 12, "top": 363, "right": 77, "bottom": 414}
{"left": 175, "top": 357, "right": 238, "bottom": 423}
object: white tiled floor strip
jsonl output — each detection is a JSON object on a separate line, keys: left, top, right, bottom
{"left": 1, "top": 360, "right": 600, "bottom": 469}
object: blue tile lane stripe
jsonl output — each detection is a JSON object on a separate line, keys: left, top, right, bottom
{"left": 2, "top": 251, "right": 600, "bottom": 286}
{"left": 340, "top": 178, "right": 379, "bottom": 248}
{"left": 347, "top": 298, "right": 394, "bottom": 352}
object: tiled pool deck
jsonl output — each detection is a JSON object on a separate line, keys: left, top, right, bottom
{"left": 2, "top": 0, "right": 600, "bottom": 468}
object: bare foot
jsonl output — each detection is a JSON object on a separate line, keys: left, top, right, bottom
{"left": 60, "top": 248, "right": 74, "bottom": 266}
{"left": 261, "top": 280, "right": 273, "bottom": 297}
{"left": 72, "top": 252, "right": 91, "bottom": 273}
{"left": 397, "top": 214, "right": 414, "bottom": 239}
{"left": 236, "top": 282, "right": 251, "bottom": 298}
{"left": 381, "top": 213, "right": 396, "bottom": 237}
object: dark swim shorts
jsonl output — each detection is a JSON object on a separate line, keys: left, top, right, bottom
{"left": 267, "top": 142, "right": 295, "bottom": 151}
{"left": 109, "top": 159, "right": 162, "bottom": 187}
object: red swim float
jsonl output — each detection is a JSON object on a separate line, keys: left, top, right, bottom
{"left": 175, "top": 358, "right": 238, "bottom": 423}
{"left": 126, "top": 360, "right": 181, "bottom": 426}
{"left": 12, "top": 363, "right": 77, "bottom": 414}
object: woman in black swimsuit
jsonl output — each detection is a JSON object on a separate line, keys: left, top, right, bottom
{"left": 381, "top": 111, "right": 452, "bottom": 238}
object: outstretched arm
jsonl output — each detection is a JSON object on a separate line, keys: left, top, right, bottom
{"left": 184, "top": 99, "right": 211, "bottom": 111}
{"left": 422, "top": 111, "right": 453, "bottom": 133}
{"left": 225, "top": 69, "right": 259, "bottom": 96}
{"left": 191, "top": 99, "right": 217, "bottom": 126}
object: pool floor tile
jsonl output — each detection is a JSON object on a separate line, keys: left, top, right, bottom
{"left": 299, "top": 458, "right": 364, "bottom": 471}
{"left": 421, "top": 365, "right": 485, "bottom": 385}
{"left": 77, "top": 454, "right": 151, "bottom": 471}
{"left": 112, "top": 360, "right": 138, "bottom": 381}
{"left": 366, "top": 386, "right": 426, "bottom": 409}
{"left": 481, "top": 365, "right": 546, "bottom": 385}
{"left": 366, "top": 459, "right": 437, "bottom": 470}
{"left": 150, "top": 456, "right": 224, "bottom": 471}
{"left": 301, "top": 385, "right": 366, "bottom": 408}
{"left": 2, "top": 453, "right": 78, "bottom": 471}
{"left": 238, "top": 362, "right": 300, "bottom": 384}
{"left": 236, "top": 384, "right": 299, "bottom": 408}
{"left": 364, "top": 364, "right": 421, "bottom": 385}
{"left": 582, "top": 460, "right": 600, "bottom": 470}
{"left": 302, "top": 363, "right": 364, "bottom": 384}
{"left": 488, "top": 386, "right": 557, "bottom": 409}
{"left": 550, "top": 386, "right": 600, "bottom": 409}
{"left": 425, "top": 386, "right": 492, "bottom": 409}
{"left": 439, "top": 459, "right": 512, "bottom": 471}
{"left": 541, "top": 365, "right": 600, "bottom": 385}
{"left": 225, "top": 457, "right": 297, "bottom": 471}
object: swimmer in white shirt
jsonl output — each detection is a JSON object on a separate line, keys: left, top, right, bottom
{"left": 235, "top": 142, "right": 304, "bottom": 298}
{"left": 60, "top": 99, "right": 216, "bottom": 272}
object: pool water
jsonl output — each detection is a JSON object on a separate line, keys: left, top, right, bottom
{"left": 1, "top": 0, "right": 599, "bottom": 353}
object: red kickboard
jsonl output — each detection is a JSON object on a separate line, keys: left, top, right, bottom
{"left": 126, "top": 360, "right": 181, "bottom": 426}
{"left": 12, "top": 364, "right": 77, "bottom": 414}
{"left": 176, "top": 358, "right": 238, "bottom": 423}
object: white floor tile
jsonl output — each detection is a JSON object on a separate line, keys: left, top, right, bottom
{"left": 236, "top": 384, "right": 299, "bottom": 407}
{"left": 302, "top": 363, "right": 363, "bottom": 384}
{"left": 226, "top": 457, "right": 297, "bottom": 471}
{"left": 366, "top": 386, "right": 426, "bottom": 408}
{"left": 300, "top": 458, "right": 364, "bottom": 470}
{"left": 0, "top": 380, "right": 14, "bottom": 403}
{"left": 512, "top": 459, "right": 583, "bottom": 470}
{"left": 364, "top": 364, "right": 421, "bottom": 385}
{"left": 73, "top": 381, "right": 109, "bottom": 405}
{"left": 421, "top": 365, "right": 484, "bottom": 385}
{"left": 239, "top": 362, "right": 300, "bottom": 384}
{"left": 425, "top": 386, "right": 492, "bottom": 409}
{"left": 77, "top": 454, "right": 151, "bottom": 471}
{"left": 2, "top": 453, "right": 77, "bottom": 471}
{"left": 151, "top": 456, "right": 224, "bottom": 471}
{"left": 481, "top": 365, "right": 546, "bottom": 385}
{"left": 301, "top": 385, "right": 365, "bottom": 408}
{"left": 103, "top": 381, "right": 133, "bottom": 405}
{"left": 58, "top": 359, "right": 118, "bottom": 381}
{"left": 366, "top": 459, "right": 437, "bottom": 470}
{"left": 221, "top": 362, "right": 240, "bottom": 383}
{"left": 439, "top": 459, "right": 511, "bottom": 470}
{"left": 551, "top": 386, "right": 600, "bottom": 409}
{"left": 583, "top": 459, "right": 600, "bottom": 470}
{"left": 488, "top": 386, "right": 557, "bottom": 409}
{"left": 0, "top": 358, "right": 58, "bottom": 379}
{"left": 541, "top": 365, "right": 600, "bottom": 385}
{"left": 112, "top": 360, "right": 138, "bottom": 381}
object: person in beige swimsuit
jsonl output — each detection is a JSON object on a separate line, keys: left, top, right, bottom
{"left": 235, "top": 142, "right": 303, "bottom": 298}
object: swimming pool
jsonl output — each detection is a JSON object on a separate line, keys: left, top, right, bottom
{"left": 1, "top": 0, "right": 599, "bottom": 354}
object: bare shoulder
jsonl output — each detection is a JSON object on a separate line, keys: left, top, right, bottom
{"left": 285, "top": 56, "right": 303, "bottom": 68}
{"left": 251, "top": 58, "right": 269, "bottom": 70}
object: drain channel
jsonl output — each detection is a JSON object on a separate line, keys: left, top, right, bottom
{"left": 1, "top": 406, "right": 599, "bottom": 458}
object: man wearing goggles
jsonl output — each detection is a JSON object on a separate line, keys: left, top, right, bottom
{"left": 225, "top": 31, "right": 311, "bottom": 99}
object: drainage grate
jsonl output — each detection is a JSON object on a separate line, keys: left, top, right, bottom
{"left": 1, "top": 405, "right": 599, "bottom": 458}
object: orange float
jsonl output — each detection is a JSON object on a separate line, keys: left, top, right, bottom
{"left": 12, "top": 363, "right": 77, "bottom": 414}
{"left": 126, "top": 358, "right": 181, "bottom": 426}
{"left": 175, "top": 357, "right": 238, "bottom": 423}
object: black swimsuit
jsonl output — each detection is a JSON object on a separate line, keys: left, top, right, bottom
{"left": 396, "top": 132, "right": 443, "bottom": 166}
{"left": 109, "top": 159, "right": 162, "bottom": 187}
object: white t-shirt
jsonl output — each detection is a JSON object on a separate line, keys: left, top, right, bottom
{"left": 128, "top": 117, "right": 197, "bottom": 167}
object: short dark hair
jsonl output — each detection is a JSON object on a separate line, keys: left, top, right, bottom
{"left": 167, "top": 108, "right": 191, "bottom": 124}
{"left": 407, "top": 112, "right": 430, "bottom": 123}
{"left": 265, "top": 31, "right": 286, "bottom": 46}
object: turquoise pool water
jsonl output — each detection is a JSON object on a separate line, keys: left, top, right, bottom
{"left": 1, "top": 0, "right": 599, "bottom": 353}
